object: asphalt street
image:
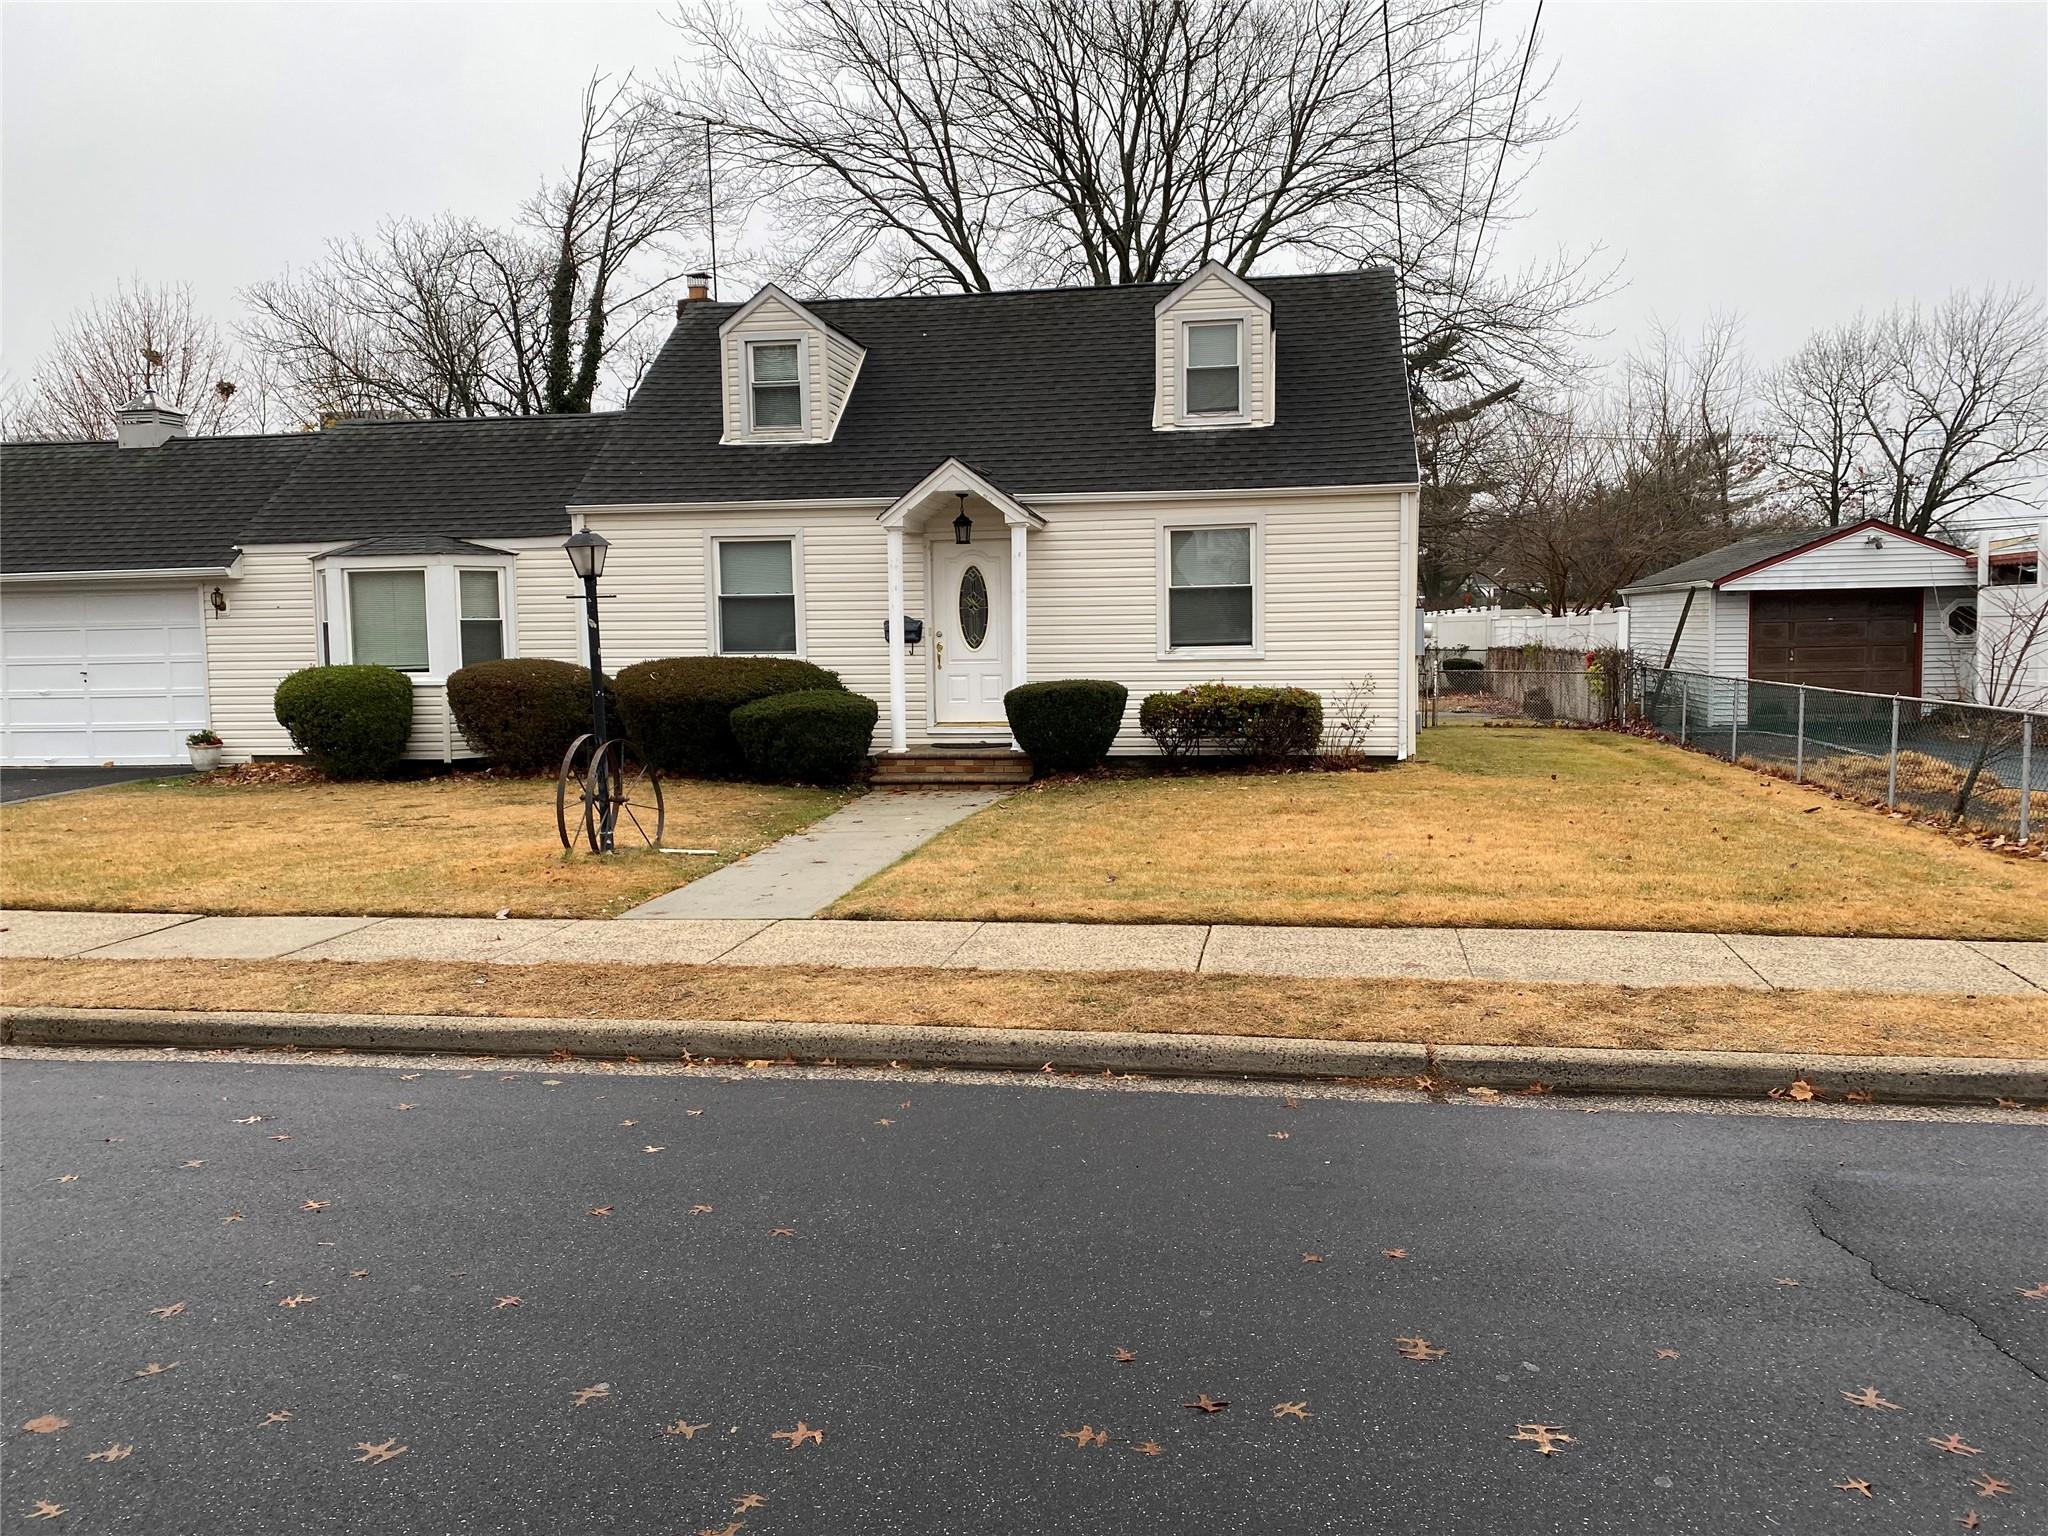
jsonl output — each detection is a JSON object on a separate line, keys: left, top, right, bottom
{"left": 0, "top": 767, "right": 189, "bottom": 805}
{"left": 2, "top": 1054, "right": 2043, "bottom": 1534}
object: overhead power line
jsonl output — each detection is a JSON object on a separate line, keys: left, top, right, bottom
{"left": 1464, "top": 0, "right": 1543, "bottom": 300}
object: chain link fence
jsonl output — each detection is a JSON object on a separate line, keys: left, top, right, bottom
{"left": 1636, "top": 667, "right": 2043, "bottom": 842}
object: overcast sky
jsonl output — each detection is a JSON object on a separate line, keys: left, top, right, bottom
{"left": 3, "top": 1, "right": 2043, "bottom": 393}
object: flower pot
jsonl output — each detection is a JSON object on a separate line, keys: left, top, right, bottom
{"left": 188, "top": 744, "right": 224, "bottom": 771}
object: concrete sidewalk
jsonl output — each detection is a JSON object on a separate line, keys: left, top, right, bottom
{"left": 3, "top": 908, "right": 2043, "bottom": 995}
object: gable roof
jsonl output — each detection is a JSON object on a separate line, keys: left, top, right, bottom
{"left": 239, "top": 414, "right": 616, "bottom": 546}
{"left": 573, "top": 269, "right": 1414, "bottom": 506}
{"left": 1621, "top": 519, "right": 1970, "bottom": 594}
{"left": 0, "top": 433, "right": 316, "bottom": 575}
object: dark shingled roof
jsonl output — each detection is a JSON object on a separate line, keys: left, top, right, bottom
{"left": 239, "top": 414, "right": 617, "bottom": 545}
{"left": 1622, "top": 531, "right": 1835, "bottom": 592}
{"left": 572, "top": 269, "right": 1416, "bottom": 506}
{"left": 323, "top": 533, "right": 515, "bottom": 558}
{"left": 0, "top": 433, "right": 315, "bottom": 575}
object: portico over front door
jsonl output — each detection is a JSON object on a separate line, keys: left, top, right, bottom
{"left": 930, "top": 541, "right": 1009, "bottom": 727}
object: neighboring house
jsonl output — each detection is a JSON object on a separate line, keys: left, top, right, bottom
{"left": 1, "top": 263, "right": 1420, "bottom": 769}
{"left": 1619, "top": 519, "right": 1978, "bottom": 702}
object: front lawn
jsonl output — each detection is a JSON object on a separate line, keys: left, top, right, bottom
{"left": 0, "top": 774, "right": 848, "bottom": 919}
{"left": 833, "top": 727, "right": 2048, "bottom": 939}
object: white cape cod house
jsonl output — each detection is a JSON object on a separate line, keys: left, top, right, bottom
{"left": 1, "top": 263, "right": 1421, "bottom": 769}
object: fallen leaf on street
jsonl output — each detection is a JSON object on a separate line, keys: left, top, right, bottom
{"left": 1655, "top": 1349, "right": 1680, "bottom": 1360}
{"left": 55, "top": 1174, "right": 78, "bottom": 1184}
{"left": 643, "top": 1146, "right": 665, "bottom": 1154}
{"left": 1131, "top": 1440, "right": 1164, "bottom": 1456}
{"left": 1971, "top": 1475, "right": 2013, "bottom": 1498}
{"left": 26, "top": 1501, "right": 63, "bottom": 1520}
{"left": 1113, "top": 1347, "right": 1137, "bottom": 1364}
{"left": 1183, "top": 1394, "right": 1228, "bottom": 1414}
{"left": 571, "top": 1385, "right": 610, "bottom": 1408}
{"left": 131, "top": 1363, "right": 178, "bottom": 1379}
{"left": 733, "top": 1493, "right": 767, "bottom": 1512}
{"left": 147, "top": 1302, "right": 187, "bottom": 1320}
{"left": 299, "top": 1201, "right": 328, "bottom": 1213}
{"left": 697, "top": 1524, "right": 743, "bottom": 1536}
{"left": 772, "top": 1421, "right": 824, "bottom": 1449}
{"left": 180, "top": 1160, "right": 205, "bottom": 1169}
{"left": 351, "top": 1438, "right": 407, "bottom": 1464}
{"left": 1268, "top": 1131, "right": 1290, "bottom": 1140}
{"left": 1272, "top": 1402, "right": 1311, "bottom": 1420}
{"left": 769, "top": 1227, "right": 797, "bottom": 1238}
{"left": 262, "top": 1411, "right": 293, "bottom": 1427}
{"left": 277, "top": 1293, "right": 318, "bottom": 1309}
{"left": 86, "top": 1444, "right": 134, "bottom": 1463}
{"left": 1466, "top": 1087, "right": 1500, "bottom": 1100}
{"left": 495, "top": 1297, "right": 522, "bottom": 1309}
{"left": 1832, "top": 1479, "right": 1874, "bottom": 1498}
{"left": 2017, "top": 1281, "right": 2048, "bottom": 1301}
{"left": 21, "top": 1415, "right": 71, "bottom": 1435}
{"left": 1395, "top": 1336, "right": 1446, "bottom": 1363}
{"left": 1775, "top": 1277, "right": 1800, "bottom": 1287}
{"left": 663, "top": 1421, "right": 711, "bottom": 1439}
{"left": 1383, "top": 1249, "right": 1408, "bottom": 1260}
{"left": 233, "top": 1116, "right": 266, "bottom": 1125}
{"left": 1928, "top": 1433, "right": 1981, "bottom": 1456}
{"left": 1841, "top": 1386, "right": 1901, "bottom": 1410}
{"left": 1959, "top": 1511, "right": 1982, "bottom": 1529}
{"left": 689, "top": 1205, "right": 714, "bottom": 1216}
{"left": 588, "top": 1207, "right": 613, "bottom": 1218}
{"left": 1059, "top": 1425, "right": 1109, "bottom": 1448}
{"left": 1510, "top": 1424, "right": 1574, "bottom": 1455}
{"left": 222, "top": 1211, "right": 244, "bottom": 1223}
{"left": 1786, "top": 1079, "right": 1818, "bottom": 1102}
{"left": 1844, "top": 1089, "right": 1873, "bottom": 1104}
{"left": 1301, "top": 1253, "right": 1324, "bottom": 1264}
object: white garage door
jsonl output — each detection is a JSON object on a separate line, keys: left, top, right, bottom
{"left": 0, "top": 585, "right": 209, "bottom": 766}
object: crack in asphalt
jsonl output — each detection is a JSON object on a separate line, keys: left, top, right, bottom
{"left": 1805, "top": 1185, "right": 2048, "bottom": 1390}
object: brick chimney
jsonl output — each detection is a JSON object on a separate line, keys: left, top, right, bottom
{"left": 676, "top": 271, "right": 714, "bottom": 318}
{"left": 115, "top": 393, "right": 188, "bottom": 450}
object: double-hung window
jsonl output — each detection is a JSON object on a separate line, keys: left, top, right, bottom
{"left": 1165, "top": 525, "right": 1255, "bottom": 650}
{"left": 716, "top": 538, "right": 798, "bottom": 655}
{"left": 748, "top": 341, "right": 803, "bottom": 431}
{"left": 1183, "top": 320, "right": 1242, "bottom": 416}
{"left": 458, "top": 570, "right": 506, "bottom": 666}
{"left": 347, "top": 570, "right": 430, "bottom": 672}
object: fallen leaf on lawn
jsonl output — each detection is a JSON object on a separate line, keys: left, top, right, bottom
{"left": 772, "top": 1421, "right": 824, "bottom": 1449}
{"left": 86, "top": 1444, "right": 134, "bottom": 1462}
{"left": 26, "top": 1501, "right": 63, "bottom": 1521}
{"left": 1272, "top": 1402, "right": 1311, "bottom": 1420}
{"left": 1058, "top": 1425, "right": 1109, "bottom": 1448}
{"left": 1301, "top": 1253, "right": 1324, "bottom": 1264}
{"left": 663, "top": 1421, "right": 711, "bottom": 1439}
{"left": 148, "top": 1303, "right": 186, "bottom": 1320}
{"left": 2017, "top": 1281, "right": 2048, "bottom": 1301}
{"left": 262, "top": 1411, "right": 292, "bottom": 1427}
{"left": 131, "top": 1362, "right": 177, "bottom": 1379}
{"left": 570, "top": 1384, "right": 610, "bottom": 1408}
{"left": 299, "top": 1201, "right": 328, "bottom": 1214}
{"left": 1971, "top": 1475, "right": 2013, "bottom": 1497}
{"left": 1655, "top": 1349, "right": 1680, "bottom": 1360}
{"left": 21, "top": 1415, "right": 70, "bottom": 1434}
{"left": 1395, "top": 1336, "right": 1446, "bottom": 1363}
{"left": 1509, "top": 1423, "right": 1574, "bottom": 1455}
{"left": 1383, "top": 1249, "right": 1408, "bottom": 1260}
{"left": 588, "top": 1207, "right": 614, "bottom": 1218}
{"left": 689, "top": 1205, "right": 713, "bottom": 1216}
{"left": 733, "top": 1493, "right": 767, "bottom": 1512}
{"left": 351, "top": 1438, "right": 407, "bottom": 1464}
{"left": 1842, "top": 1386, "right": 1900, "bottom": 1411}
{"left": 1183, "top": 1394, "right": 1228, "bottom": 1414}
{"left": 1113, "top": 1347, "right": 1137, "bottom": 1364}
{"left": 1928, "top": 1433, "right": 1981, "bottom": 1456}
{"left": 278, "top": 1293, "right": 318, "bottom": 1309}
{"left": 494, "top": 1297, "right": 522, "bottom": 1309}
{"left": 1832, "top": 1479, "right": 1874, "bottom": 1498}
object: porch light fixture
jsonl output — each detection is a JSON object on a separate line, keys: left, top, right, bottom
{"left": 564, "top": 528, "right": 610, "bottom": 580}
{"left": 952, "top": 492, "right": 973, "bottom": 545}
{"left": 208, "top": 586, "right": 228, "bottom": 615}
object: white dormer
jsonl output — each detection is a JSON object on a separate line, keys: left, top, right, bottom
{"left": 1152, "top": 261, "right": 1275, "bottom": 431}
{"left": 719, "top": 285, "right": 866, "bottom": 445}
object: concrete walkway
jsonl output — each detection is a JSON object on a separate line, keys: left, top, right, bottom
{"left": 621, "top": 788, "right": 1003, "bottom": 919}
{"left": 3, "top": 908, "right": 2042, "bottom": 995}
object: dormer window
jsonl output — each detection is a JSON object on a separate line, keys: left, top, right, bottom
{"left": 747, "top": 341, "right": 804, "bottom": 432}
{"left": 1184, "top": 321, "right": 1242, "bottom": 416}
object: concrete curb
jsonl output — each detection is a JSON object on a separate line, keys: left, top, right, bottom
{"left": 5, "top": 1007, "right": 2045, "bottom": 1106}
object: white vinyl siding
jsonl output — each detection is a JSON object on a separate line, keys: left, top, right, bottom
{"left": 200, "top": 546, "right": 325, "bottom": 762}
{"left": 1623, "top": 589, "right": 1713, "bottom": 673}
{"left": 1718, "top": 534, "right": 1970, "bottom": 592}
{"left": 717, "top": 289, "right": 865, "bottom": 444}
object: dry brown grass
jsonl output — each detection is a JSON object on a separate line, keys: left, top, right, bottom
{"left": 0, "top": 775, "right": 847, "bottom": 919}
{"left": 833, "top": 727, "right": 2048, "bottom": 939}
{"left": 7, "top": 958, "right": 2045, "bottom": 1060}
{"left": 1794, "top": 749, "right": 2048, "bottom": 835}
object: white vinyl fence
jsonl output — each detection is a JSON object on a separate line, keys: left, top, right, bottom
{"left": 1425, "top": 606, "right": 1626, "bottom": 658}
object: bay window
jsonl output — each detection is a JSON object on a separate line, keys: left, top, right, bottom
{"left": 347, "top": 570, "right": 430, "bottom": 672}
{"left": 458, "top": 570, "right": 506, "bottom": 666}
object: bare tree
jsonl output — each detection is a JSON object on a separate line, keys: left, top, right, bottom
{"left": 10, "top": 280, "right": 254, "bottom": 440}
{"left": 241, "top": 74, "right": 704, "bottom": 422}
{"left": 1763, "top": 321, "right": 1880, "bottom": 528}
{"left": 1853, "top": 286, "right": 2048, "bottom": 536}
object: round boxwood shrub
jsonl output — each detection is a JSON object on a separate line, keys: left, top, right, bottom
{"left": 448, "top": 658, "right": 608, "bottom": 773}
{"left": 1003, "top": 679, "right": 1127, "bottom": 774}
{"left": 730, "top": 689, "right": 878, "bottom": 784}
{"left": 273, "top": 664, "right": 413, "bottom": 779}
{"left": 614, "top": 656, "right": 844, "bottom": 778}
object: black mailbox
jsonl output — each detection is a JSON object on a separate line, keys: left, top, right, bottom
{"left": 885, "top": 616, "right": 925, "bottom": 645}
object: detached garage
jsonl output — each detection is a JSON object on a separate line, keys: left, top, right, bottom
{"left": 0, "top": 403, "right": 312, "bottom": 769}
{"left": 1621, "top": 518, "right": 1977, "bottom": 702}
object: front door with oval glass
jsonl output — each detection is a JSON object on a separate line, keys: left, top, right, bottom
{"left": 930, "top": 543, "right": 1009, "bottom": 727}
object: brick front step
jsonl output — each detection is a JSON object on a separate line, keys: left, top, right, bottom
{"left": 870, "top": 750, "right": 1033, "bottom": 786}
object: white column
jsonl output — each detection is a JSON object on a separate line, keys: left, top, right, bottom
{"left": 886, "top": 525, "right": 907, "bottom": 753}
{"left": 1009, "top": 521, "right": 1028, "bottom": 751}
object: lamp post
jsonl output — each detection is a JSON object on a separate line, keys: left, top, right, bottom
{"left": 564, "top": 529, "right": 614, "bottom": 851}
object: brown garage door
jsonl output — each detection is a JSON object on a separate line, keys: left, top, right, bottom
{"left": 1748, "top": 590, "right": 1921, "bottom": 695}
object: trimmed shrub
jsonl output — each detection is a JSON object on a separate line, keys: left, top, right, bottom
{"left": 273, "top": 664, "right": 413, "bottom": 779}
{"left": 615, "top": 655, "right": 844, "bottom": 778}
{"left": 448, "top": 658, "right": 608, "bottom": 772}
{"left": 1439, "top": 655, "right": 1486, "bottom": 695}
{"left": 1004, "top": 679, "right": 1127, "bottom": 774}
{"left": 1138, "top": 683, "right": 1323, "bottom": 762}
{"left": 730, "top": 689, "right": 878, "bottom": 784}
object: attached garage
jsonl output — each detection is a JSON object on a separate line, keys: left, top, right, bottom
{"left": 0, "top": 584, "right": 209, "bottom": 766}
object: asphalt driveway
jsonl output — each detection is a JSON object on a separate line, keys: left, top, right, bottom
{"left": 0, "top": 765, "right": 190, "bottom": 804}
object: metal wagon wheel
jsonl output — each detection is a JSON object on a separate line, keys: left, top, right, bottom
{"left": 555, "top": 733, "right": 665, "bottom": 852}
